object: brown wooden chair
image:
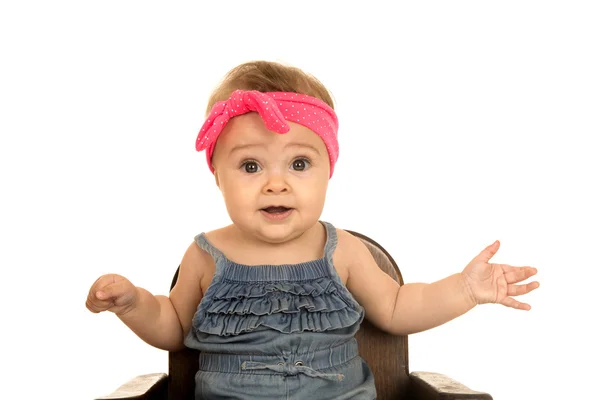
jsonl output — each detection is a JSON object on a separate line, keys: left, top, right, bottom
{"left": 96, "top": 229, "right": 493, "bottom": 400}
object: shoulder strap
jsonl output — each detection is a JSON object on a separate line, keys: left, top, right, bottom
{"left": 194, "top": 233, "right": 226, "bottom": 262}
{"left": 321, "top": 221, "right": 339, "bottom": 271}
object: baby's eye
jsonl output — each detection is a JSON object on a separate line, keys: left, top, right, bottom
{"left": 241, "top": 160, "right": 261, "bottom": 173}
{"left": 291, "top": 158, "right": 310, "bottom": 171}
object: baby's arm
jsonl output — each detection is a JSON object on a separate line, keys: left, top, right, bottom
{"left": 342, "top": 231, "right": 537, "bottom": 335}
{"left": 86, "top": 242, "right": 206, "bottom": 351}
{"left": 343, "top": 231, "right": 472, "bottom": 335}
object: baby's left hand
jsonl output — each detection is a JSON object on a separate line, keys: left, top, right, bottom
{"left": 462, "top": 240, "right": 539, "bottom": 310}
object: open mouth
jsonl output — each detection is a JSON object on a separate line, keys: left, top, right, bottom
{"left": 260, "top": 206, "right": 294, "bottom": 221}
{"left": 261, "top": 206, "right": 292, "bottom": 214}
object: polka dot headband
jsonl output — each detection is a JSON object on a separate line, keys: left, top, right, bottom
{"left": 195, "top": 90, "right": 339, "bottom": 177}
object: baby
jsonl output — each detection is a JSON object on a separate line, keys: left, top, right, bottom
{"left": 86, "top": 60, "right": 539, "bottom": 399}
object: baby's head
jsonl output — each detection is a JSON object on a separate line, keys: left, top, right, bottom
{"left": 203, "top": 61, "right": 334, "bottom": 117}
{"left": 197, "top": 61, "right": 338, "bottom": 176}
{"left": 196, "top": 61, "right": 338, "bottom": 242}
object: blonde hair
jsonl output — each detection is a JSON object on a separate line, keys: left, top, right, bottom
{"left": 205, "top": 60, "right": 334, "bottom": 116}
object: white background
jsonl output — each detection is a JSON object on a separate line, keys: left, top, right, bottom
{"left": 1, "top": 1, "right": 598, "bottom": 399}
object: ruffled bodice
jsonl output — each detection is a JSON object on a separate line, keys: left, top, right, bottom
{"left": 184, "top": 221, "right": 365, "bottom": 354}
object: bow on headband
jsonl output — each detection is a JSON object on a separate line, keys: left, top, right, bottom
{"left": 195, "top": 90, "right": 339, "bottom": 177}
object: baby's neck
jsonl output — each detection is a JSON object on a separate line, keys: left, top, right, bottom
{"left": 219, "top": 222, "right": 327, "bottom": 266}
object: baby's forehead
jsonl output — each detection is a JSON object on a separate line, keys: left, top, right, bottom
{"left": 220, "top": 113, "right": 325, "bottom": 150}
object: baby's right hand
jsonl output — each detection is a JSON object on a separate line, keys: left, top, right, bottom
{"left": 86, "top": 274, "right": 138, "bottom": 316}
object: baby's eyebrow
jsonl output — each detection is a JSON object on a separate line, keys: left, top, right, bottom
{"left": 229, "top": 142, "right": 321, "bottom": 155}
{"left": 284, "top": 142, "right": 321, "bottom": 155}
{"left": 229, "top": 143, "right": 266, "bottom": 154}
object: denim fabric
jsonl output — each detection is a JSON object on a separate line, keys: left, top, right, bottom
{"left": 184, "top": 221, "right": 377, "bottom": 399}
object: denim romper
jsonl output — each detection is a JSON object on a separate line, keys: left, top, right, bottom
{"left": 184, "top": 221, "right": 377, "bottom": 399}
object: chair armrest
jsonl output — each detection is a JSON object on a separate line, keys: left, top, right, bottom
{"left": 408, "top": 371, "right": 493, "bottom": 400}
{"left": 94, "top": 373, "right": 168, "bottom": 400}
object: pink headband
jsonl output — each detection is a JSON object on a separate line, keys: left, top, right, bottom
{"left": 195, "top": 90, "right": 339, "bottom": 177}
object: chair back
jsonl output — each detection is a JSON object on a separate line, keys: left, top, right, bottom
{"left": 167, "top": 230, "right": 409, "bottom": 400}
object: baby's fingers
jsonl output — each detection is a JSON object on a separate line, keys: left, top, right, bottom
{"left": 85, "top": 292, "right": 114, "bottom": 313}
{"left": 507, "top": 281, "right": 540, "bottom": 297}
{"left": 86, "top": 278, "right": 136, "bottom": 313}
{"left": 500, "top": 296, "right": 532, "bottom": 311}
{"left": 502, "top": 266, "right": 538, "bottom": 284}
{"left": 95, "top": 279, "right": 135, "bottom": 305}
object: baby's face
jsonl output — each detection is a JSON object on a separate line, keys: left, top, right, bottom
{"left": 211, "top": 113, "right": 330, "bottom": 244}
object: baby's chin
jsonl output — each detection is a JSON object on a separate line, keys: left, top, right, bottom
{"left": 232, "top": 215, "right": 317, "bottom": 245}
{"left": 252, "top": 223, "right": 305, "bottom": 245}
